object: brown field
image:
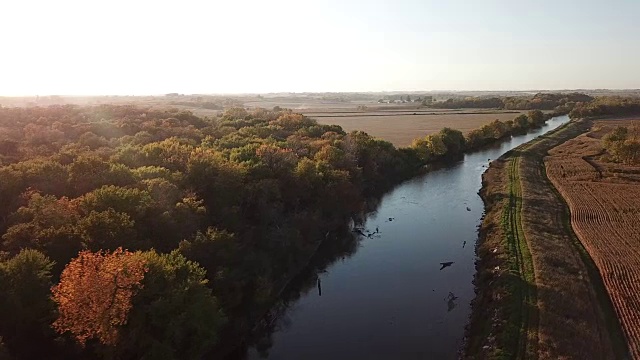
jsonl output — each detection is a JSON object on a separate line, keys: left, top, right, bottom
{"left": 546, "top": 118, "right": 640, "bottom": 358}
{"left": 311, "top": 112, "right": 525, "bottom": 147}
{"left": 467, "top": 122, "right": 618, "bottom": 359}
{"left": 467, "top": 119, "right": 622, "bottom": 359}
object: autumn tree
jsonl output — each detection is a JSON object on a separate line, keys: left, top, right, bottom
{"left": 51, "top": 248, "right": 147, "bottom": 346}
{"left": 424, "top": 134, "right": 447, "bottom": 157}
{"left": 603, "top": 126, "right": 640, "bottom": 164}
{"left": 410, "top": 138, "right": 433, "bottom": 162}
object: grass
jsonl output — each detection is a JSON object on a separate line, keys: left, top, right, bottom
{"left": 500, "top": 151, "right": 538, "bottom": 360}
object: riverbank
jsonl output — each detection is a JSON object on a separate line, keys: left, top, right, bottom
{"left": 465, "top": 119, "right": 628, "bottom": 359}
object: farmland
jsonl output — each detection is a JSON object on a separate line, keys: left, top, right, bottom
{"left": 467, "top": 119, "right": 628, "bottom": 359}
{"left": 546, "top": 118, "right": 640, "bottom": 359}
{"left": 310, "top": 111, "right": 524, "bottom": 147}
{"left": 254, "top": 100, "right": 529, "bottom": 147}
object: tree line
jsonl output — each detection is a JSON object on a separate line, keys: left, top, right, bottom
{"left": 427, "top": 92, "right": 593, "bottom": 111}
{"left": 569, "top": 96, "right": 640, "bottom": 119}
{"left": 409, "top": 110, "right": 553, "bottom": 162}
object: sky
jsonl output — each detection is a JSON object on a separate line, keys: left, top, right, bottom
{"left": 2, "top": 0, "right": 640, "bottom": 95}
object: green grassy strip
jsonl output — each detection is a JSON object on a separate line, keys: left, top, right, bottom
{"left": 500, "top": 152, "right": 538, "bottom": 360}
{"left": 512, "top": 156, "right": 532, "bottom": 360}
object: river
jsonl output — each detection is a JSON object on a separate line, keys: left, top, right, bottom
{"left": 240, "top": 115, "right": 571, "bottom": 360}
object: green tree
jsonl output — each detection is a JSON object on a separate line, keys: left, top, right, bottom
{"left": 79, "top": 185, "right": 152, "bottom": 220}
{"left": 439, "top": 128, "right": 466, "bottom": 155}
{"left": 465, "top": 129, "right": 486, "bottom": 150}
{"left": 119, "top": 250, "right": 226, "bottom": 360}
{"left": 0, "top": 250, "right": 56, "bottom": 358}
{"left": 68, "top": 155, "right": 112, "bottom": 195}
{"left": 512, "top": 114, "right": 529, "bottom": 131}
{"left": 77, "top": 209, "right": 137, "bottom": 251}
{"left": 527, "top": 110, "right": 545, "bottom": 126}
{"left": 2, "top": 193, "right": 83, "bottom": 272}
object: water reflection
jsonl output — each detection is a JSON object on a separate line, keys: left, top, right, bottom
{"left": 446, "top": 292, "right": 459, "bottom": 312}
{"left": 230, "top": 213, "right": 372, "bottom": 359}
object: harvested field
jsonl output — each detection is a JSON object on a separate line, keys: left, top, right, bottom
{"left": 467, "top": 119, "right": 628, "bottom": 359}
{"left": 312, "top": 112, "right": 525, "bottom": 147}
{"left": 546, "top": 118, "right": 640, "bottom": 359}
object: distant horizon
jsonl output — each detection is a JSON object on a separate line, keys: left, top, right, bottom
{"left": 2, "top": 87, "right": 640, "bottom": 98}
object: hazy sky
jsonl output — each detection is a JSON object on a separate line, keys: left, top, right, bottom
{"left": 2, "top": 0, "right": 639, "bottom": 95}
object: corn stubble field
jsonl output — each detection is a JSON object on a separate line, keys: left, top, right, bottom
{"left": 470, "top": 120, "right": 625, "bottom": 360}
{"left": 546, "top": 119, "right": 640, "bottom": 358}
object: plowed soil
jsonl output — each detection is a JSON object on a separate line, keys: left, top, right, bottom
{"left": 467, "top": 119, "right": 627, "bottom": 360}
{"left": 546, "top": 118, "right": 640, "bottom": 359}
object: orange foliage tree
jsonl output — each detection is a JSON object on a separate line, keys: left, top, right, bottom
{"left": 51, "top": 248, "right": 147, "bottom": 346}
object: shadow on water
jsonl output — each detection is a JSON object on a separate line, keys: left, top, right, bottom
{"left": 226, "top": 199, "right": 383, "bottom": 359}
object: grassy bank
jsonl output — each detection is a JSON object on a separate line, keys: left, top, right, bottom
{"left": 501, "top": 152, "right": 538, "bottom": 359}
{"left": 465, "top": 119, "right": 628, "bottom": 359}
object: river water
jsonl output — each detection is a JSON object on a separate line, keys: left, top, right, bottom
{"left": 242, "top": 115, "right": 571, "bottom": 360}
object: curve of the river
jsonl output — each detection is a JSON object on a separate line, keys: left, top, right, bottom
{"left": 243, "top": 115, "right": 571, "bottom": 360}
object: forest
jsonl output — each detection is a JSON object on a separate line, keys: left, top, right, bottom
{"left": 0, "top": 103, "right": 568, "bottom": 359}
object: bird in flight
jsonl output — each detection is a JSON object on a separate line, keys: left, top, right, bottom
{"left": 439, "top": 261, "right": 454, "bottom": 270}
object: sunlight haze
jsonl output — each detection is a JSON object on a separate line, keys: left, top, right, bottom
{"left": 2, "top": 0, "right": 639, "bottom": 95}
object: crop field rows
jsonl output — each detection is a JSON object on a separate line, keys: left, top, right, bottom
{"left": 546, "top": 122, "right": 640, "bottom": 359}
